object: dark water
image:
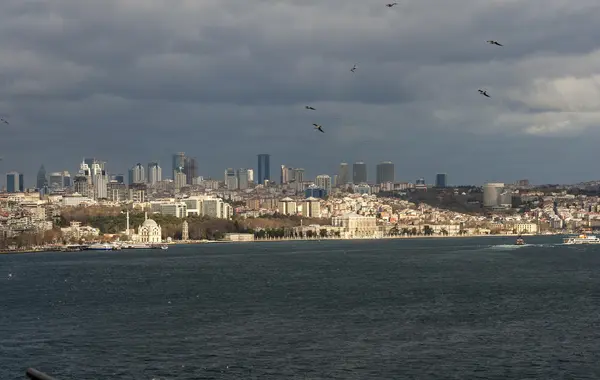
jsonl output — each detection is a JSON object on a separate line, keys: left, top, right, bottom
{"left": 2, "top": 235, "right": 600, "bottom": 379}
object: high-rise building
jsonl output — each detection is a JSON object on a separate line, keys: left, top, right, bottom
{"left": 315, "top": 174, "right": 332, "bottom": 194}
{"left": 84, "top": 158, "right": 104, "bottom": 171}
{"left": 62, "top": 171, "right": 71, "bottom": 188}
{"left": 237, "top": 168, "right": 249, "bottom": 190}
{"left": 147, "top": 162, "right": 162, "bottom": 185}
{"left": 376, "top": 161, "right": 394, "bottom": 184}
{"left": 435, "top": 173, "right": 447, "bottom": 188}
{"left": 294, "top": 168, "right": 305, "bottom": 184}
{"left": 257, "top": 154, "right": 270, "bottom": 185}
{"left": 93, "top": 169, "right": 108, "bottom": 200}
{"left": 174, "top": 167, "right": 187, "bottom": 193}
{"left": 280, "top": 165, "right": 288, "bottom": 184}
{"left": 74, "top": 175, "right": 93, "bottom": 198}
{"left": 247, "top": 169, "right": 254, "bottom": 183}
{"left": 338, "top": 163, "right": 349, "bottom": 186}
{"left": 36, "top": 165, "right": 47, "bottom": 189}
{"left": 184, "top": 157, "right": 197, "bottom": 185}
{"left": 49, "top": 172, "right": 64, "bottom": 190}
{"left": 6, "top": 172, "right": 24, "bottom": 193}
{"left": 172, "top": 152, "right": 186, "bottom": 176}
{"left": 353, "top": 161, "right": 367, "bottom": 184}
{"left": 128, "top": 163, "right": 146, "bottom": 185}
{"left": 483, "top": 183, "right": 505, "bottom": 208}
{"left": 225, "top": 168, "right": 237, "bottom": 190}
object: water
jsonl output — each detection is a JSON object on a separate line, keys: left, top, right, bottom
{"left": 2, "top": 235, "right": 600, "bottom": 379}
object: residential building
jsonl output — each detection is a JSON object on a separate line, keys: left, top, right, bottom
{"left": 237, "top": 168, "right": 249, "bottom": 190}
{"left": 36, "top": 165, "right": 47, "bottom": 189}
{"left": 338, "top": 163, "right": 349, "bottom": 186}
{"left": 435, "top": 173, "right": 447, "bottom": 188}
{"left": 147, "top": 162, "right": 162, "bottom": 185}
{"left": 128, "top": 163, "right": 145, "bottom": 185}
{"left": 315, "top": 174, "right": 332, "bottom": 193}
{"left": 6, "top": 172, "right": 24, "bottom": 193}
{"left": 225, "top": 168, "right": 237, "bottom": 190}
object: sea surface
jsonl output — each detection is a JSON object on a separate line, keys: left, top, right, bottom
{"left": 2, "top": 235, "right": 600, "bottom": 379}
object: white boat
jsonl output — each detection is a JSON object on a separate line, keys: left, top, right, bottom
{"left": 86, "top": 243, "right": 115, "bottom": 251}
{"left": 122, "top": 243, "right": 152, "bottom": 249}
{"left": 563, "top": 234, "right": 600, "bottom": 245}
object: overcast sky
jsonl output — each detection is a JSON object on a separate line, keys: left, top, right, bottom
{"left": 1, "top": 0, "right": 600, "bottom": 187}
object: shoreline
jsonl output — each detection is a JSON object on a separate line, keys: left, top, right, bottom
{"left": 0, "top": 233, "right": 563, "bottom": 254}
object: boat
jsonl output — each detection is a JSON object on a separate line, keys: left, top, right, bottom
{"left": 121, "top": 243, "right": 152, "bottom": 249}
{"left": 515, "top": 236, "right": 525, "bottom": 245}
{"left": 563, "top": 234, "right": 600, "bottom": 245}
{"left": 151, "top": 244, "right": 169, "bottom": 250}
{"left": 86, "top": 243, "right": 115, "bottom": 251}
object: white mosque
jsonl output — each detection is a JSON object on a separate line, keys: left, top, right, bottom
{"left": 125, "top": 211, "right": 162, "bottom": 243}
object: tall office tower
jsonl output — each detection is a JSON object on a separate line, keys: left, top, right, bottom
{"left": 315, "top": 174, "right": 332, "bottom": 194}
{"left": 247, "top": 169, "right": 254, "bottom": 183}
{"left": 435, "top": 173, "right": 447, "bottom": 188}
{"left": 93, "top": 169, "right": 108, "bottom": 199}
{"left": 237, "top": 169, "right": 249, "bottom": 190}
{"left": 62, "top": 171, "right": 71, "bottom": 188}
{"left": 224, "top": 168, "right": 237, "bottom": 190}
{"left": 184, "top": 157, "right": 197, "bottom": 185}
{"left": 352, "top": 161, "right": 367, "bottom": 184}
{"left": 147, "top": 162, "right": 162, "bottom": 185}
{"left": 73, "top": 175, "right": 92, "bottom": 198}
{"left": 174, "top": 167, "right": 187, "bottom": 193}
{"left": 36, "top": 165, "right": 47, "bottom": 189}
{"left": 483, "top": 183, "right": 505, "bottom": 208}
{"left": 287, "top": 167, "right": 296, "bottom": 183}
{"left": 128, "top": 163, "right": 146, "bottom": 185}
{"left": 90, "top": 162, "right": 103, "bottom": 184}
{"left": 257, "top": 154, "right": 270, "bottom": 185}
{"left": 6, "top": 171, "right": 24, "bottom": 193}
{"left": 333, "top": 174, "right": 339, "bottom": 188}
{"left": 338, "top": 163, "right": 349, "bottom": 186}
{"left": 113, "top": 174, "right": 124, "bottom": 184}
{"left": 280, "top": 165, "right": 288, "bottom": 184}
{"left": 49, "top": 172, "right": 64, "bottom": 190}
{"left": 376, "top": 161, "right": 394, "bottom": 184}
{"left": 293, "top": 168, "right": 305, "bottom": 184}
{"left": 172, "top": 152, "right": 186, "bottom": 177}
{"left": 78, "top": 160, "right": 92, "bottom": 185}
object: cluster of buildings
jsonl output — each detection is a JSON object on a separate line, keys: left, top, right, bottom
{"left": 2, "top": 152, "right": 599, "bottom": 245}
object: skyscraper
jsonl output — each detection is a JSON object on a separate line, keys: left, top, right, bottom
{"left": 237, "top": 168, "right": 249, "bottom": 190}
{"left": 435, "top": 173, "right": 447, "bottom": 188}
{"left": 93, "top": 169, "right": 108, "bottom": 199}
{"left": 36, "top": 165, "right": 47, "bottom": 189}
{"left": 353, "top": 161, "right": 367, "bottom": 184}
{"left": 174, "top": 166, "right": 187, "bottom": 193}
{"left": 49, "top": 172, "right": 64, "bottom": 190}
{"left": 225, "top": 168, "right": 237, "bottom": 190}
{"left": 147, "top": 162, "right": 162, "bottom": 185}
{"left": 128, "top": 163, "right": 145, "bottom": 185}
{"left": 376, "top": 161, "right": 394, "bottom": 184}
{"left": 257, "top": 154, "right": 270, "bottom": 185}
{"left": 6, "top": 171, "right": 23, "bottom": 193}
{"left": 183, "top": 157, "right": 197, "bottom": 185}
{"left": 280, "top": 165, "right": 288, "bottom": 184}
{"left": 172, "top": 152, "right": 186, "bottom": 178}
{"left": 247, "top": 169, "right": 254, "bottom": 183}
{"left": 338, "top": 163, "right": 349, "bottom": 186}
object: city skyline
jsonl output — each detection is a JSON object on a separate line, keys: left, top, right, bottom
{"left": 1, "top": 1, "right": 600, "bottom": 184}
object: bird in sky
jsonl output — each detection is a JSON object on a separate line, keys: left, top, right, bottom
{"left": 486, "top": 40, "right": 503, "bottom": 46}
{"left": 312, "top": 123, "right": 325, "bottom": 133}
{"left": 386, "top": 3, "right": 398, "bottom": 7}
{"left": 478, "top": 89, "right": 491, "bottom": 98}
{"left": 0, "top": 118, "right": 9, "bottom": 124}
{"left": 305, "top": 106, "right": 316, "bottom": 110}
{"left": 350, "top": 64, "right": 357, "bottom": 73}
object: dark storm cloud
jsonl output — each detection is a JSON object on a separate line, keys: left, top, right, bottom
{"left": 1, "top": 0, "right": 600, "bottom": 185}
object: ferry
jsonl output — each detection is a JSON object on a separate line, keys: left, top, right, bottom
{"left": 515, "top": 236, "right": 525, "bottom": 245}
{"left": 563, "top": 234, "right": 600, "bottom": 245}
{"left": 86, "top": 243, "right": 116, "bottom": 251}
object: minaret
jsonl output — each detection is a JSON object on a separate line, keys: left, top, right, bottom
{"left": 126, "top": 210, "right": 130, "bottom": 236}
{"left": 145, "top": 211, "right": 148, "bottom": 221}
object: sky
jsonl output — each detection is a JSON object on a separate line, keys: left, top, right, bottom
{"left": 2, "top": 0, "right": 600, "bottom": 187}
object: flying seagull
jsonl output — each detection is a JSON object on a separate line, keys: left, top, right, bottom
{"left": 0, "top": 118, "right": 8, "bottom": 124}
{"left": 478, "top": 89, "right": 491, "bottom": 98}
{"left": 312, "top": 123, "right": 325, "bottom": 133}
{"left": 486, "top": 40, "right": 503, "bottom": 46}
{"left": 386, "top": 2, "right": 398, "bottom": 7}
{"left": 350, "top": 64, "right": 357, "bottom": 73}
{"left": 305, "top": 106, "right": 316, "bottom": 110}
